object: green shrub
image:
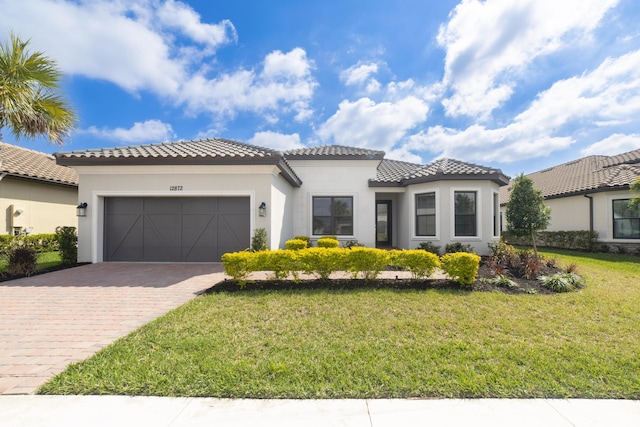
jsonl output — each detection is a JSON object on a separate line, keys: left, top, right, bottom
{"left": 8, "top": 246, "right": 38, "bottom": 276}
{"left": 481, "top": 275, "right": 518, "bottom": 289}
{"left": 285, "top": 239, "right": 308, "bottom": 250}
{"left": 317, "top": 237, "right": 340, "bottom": 248}
{"left": 300, "top": 247, "right": 345, "bottom": 280}
{"left": 345, "top": 247, "right": 390, "bottom": 280}
{"left": 445, "top": 242, "right": 474, "bottom": 253}
{"left": 0, "top": 235, "right": 14, "bottom": 257}
{"left": 440, "top": 252, "right": 481, "bottom": 287}
{"left": 539, "top": 272, "right": 585, "bottom": 293}
{"left": 391, "top": 249, "right": 440, "bottom": 279}
{"left": 221, "top": 251, "right": 255, "bottom": 287}
{"left": 293, "top": 236, "right": 311, "bottom": 247}
{"left": 258, "top": 250, "right": 301, "bottom": 281}
{"left": 55, "top": 226, "right": 77, "bottom": 265}
{"left": 502, "top": 230, "right": 599, "bottom": 251}
{"left": 341, "top": 239, "right": 363, "bottom": 248}
{"left": 416, "top": 241, "right": 441, "bottom": 255}
{"left": 251, "top": 228, "right": 268, "bottom": 252}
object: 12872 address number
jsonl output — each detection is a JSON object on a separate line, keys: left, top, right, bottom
{"left": 169, "top": 186, "right": 183, "bottom": 191}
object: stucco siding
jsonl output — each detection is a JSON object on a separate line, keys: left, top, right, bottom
{"left": 0, "top": 177, "right": 77, "bottom": 234}
{"left": 544, "top": 196, "right": 590, "bottom": 231}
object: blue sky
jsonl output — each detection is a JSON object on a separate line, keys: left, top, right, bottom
{"left": 2, "top": 0, "right": 640, "bottom": 176}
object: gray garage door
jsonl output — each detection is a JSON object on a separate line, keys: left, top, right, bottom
{"left": 104, "top": 197, "right": 250, "bottom": 262}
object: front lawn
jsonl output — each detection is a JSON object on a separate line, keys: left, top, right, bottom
{"left": 38, "top": 249, "right": 640, "bottom": 398}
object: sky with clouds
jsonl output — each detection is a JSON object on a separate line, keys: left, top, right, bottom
{"left": 2, "top": 0, "right": 640, "bottom": 176}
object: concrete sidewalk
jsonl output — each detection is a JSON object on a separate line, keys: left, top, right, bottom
{"left": 1, "top": 396, "right": 639, "bottom": 426}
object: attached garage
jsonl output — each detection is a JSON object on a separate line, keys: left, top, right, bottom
{"left": 104, "top": 196, "right": 250, "bottom": 262}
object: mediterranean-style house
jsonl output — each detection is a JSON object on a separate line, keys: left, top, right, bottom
{"left": 500, "top": 148, "right": 640, "bottom": 249}
{"left": 0, "top": 142, "right": 78, "bottom": 236}
{"left": 55, "top": 138, "right": 510, "bottom": 263}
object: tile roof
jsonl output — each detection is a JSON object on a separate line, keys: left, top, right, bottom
{"left": 499, "top": 148, "right": 640, "bottom": 204}
{"left": 0, "top": 142, "right": 78, "bottom": 186}
{"left": 55, "top": 138, "right": 302, "bottom": 187}
{"left": 283, "top": 144, "right": 385, "bottom": 160}
{"left": 371, "top": 158, "right": 510, "bottom": 187}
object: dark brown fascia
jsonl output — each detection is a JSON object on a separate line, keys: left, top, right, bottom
{"left": 284, "top": 153, "right": 386, "bottom": 161}
{"left": 3, "top": 173, "right": 78, "bottom": 188}
{"left": 543, "top": 184, "right": 632, "bottom": 201}
{"left": 55, "top": 154, "right": 302, "bottom": 187}
{"left": 369, "top": 172, "right": 510, "bottom": 188}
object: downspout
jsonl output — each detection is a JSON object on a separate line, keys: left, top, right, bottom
{"left": 583, "top": 193, "right": 594, "bottom": 250}
{"left": 583, "top": 193, "right": 593, "bottom": 234}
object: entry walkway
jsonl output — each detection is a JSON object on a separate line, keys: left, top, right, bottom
{"left": 1, "top": 396, "right": 639, "bottom": 426}
{"left": 0, "top": 263, "right": 226, "bottom": 394}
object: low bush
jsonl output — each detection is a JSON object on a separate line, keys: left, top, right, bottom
{"left": 300, "top": 247, "right": 345, "bottom": 280}
{"left": 257, "top": 250, "right": 301, "bottom": 281}
{"left": 345, "top": 247, "right": 390, "bottom": 280}
{"left": 55, "top": 227, "right": 77, "bottom": 265}
{"left": 341, "top": 239, "right": 363, "bottom": 248}
{"left": 391, "top": 250, "right": 440, "bottom": 279}
{"left": 0, "top": 234, "right": 59, "bottom": 257}
{"left": 251, "top": 228, "right": 268, "bottom": 252}
{"left": 285, "top": 239, "right": 308, "bottom": 250}
{"left": 8, "top": 246, "right": 38, "bottom": 276}
{"left": 416, "top": 241, "right": 441, "bottom": 255}
{"left": 440, "top": 252, "right": 481, "bottom": 287}
{"left": 293, "top": 236, "right": 311, "bottom": 247}
{"left": 317, "top": 237, "right": 339, "bottom": 248}
{"left": 221, "top": 251, "right": 255, "bottom": 287}
{"left": 539, "top": 272, "right": 585, "bottom": 293}
{"left": 445, "top": 242, "right": 474, "bottom": 253}
{"left": 502, "top": 230, "right": 599, "bottom": 251}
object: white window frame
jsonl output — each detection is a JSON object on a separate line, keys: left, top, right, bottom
{"left": 309, "top": 193, "right": 357, "bottom": 238}
{"left": 411, "top": 188, "right": 440, "bottom": 240}
{"left": 451, "top": 187, "right": 482, "bottom": 240}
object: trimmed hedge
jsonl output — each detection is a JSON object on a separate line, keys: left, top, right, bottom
{"left": 0, "top": 234, "right": 58, "bottom": 257}
{"left": 285, "top": 239, "right": 308, "bottom": 250}
{"left": 221, "top": 247, "right": 479, "bottom": 288}
{"left": 502, "top": 230, "right": 598, "bottom": 251}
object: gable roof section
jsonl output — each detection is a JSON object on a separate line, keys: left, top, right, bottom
{"left": 284, "top": 144, "right": 385, "bottom": 160}
{"left": 55, "top": 138, "right": 302, "bottom": 187}
{"left": 499, "top": 148, "right": 640, "bottom": 204}
{"left": 371, "top": 158, "right": 510, "bottom": 187}
{"left": 0, "top": 142, "right": 78, "bottom": 187}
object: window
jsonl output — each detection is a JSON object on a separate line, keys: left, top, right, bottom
{"left": 312, "top": 197, "right": 353, "bottom": 235}
{"left": 416, "top": 193, "right": 436, "bottom": 236}
{"left": 613, "top": 199, "right": 640, "bottom": 239}
{"left": 455, "top": 191, "right": 477, "bottom": 236}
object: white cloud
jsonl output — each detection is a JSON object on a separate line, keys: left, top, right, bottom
{"left": 248, "top": 131, "right": 304, "bottom": 151}
{"left": 81, "top": 120, "right": 176, "bottom": 143}
{"left": 1, "top": 0, "right": 237, "bottom": 97}
{"left": 340, "top": 62, "right": 378, "bottom": 86}
{"left": 581, "top": 134, "right": 640, "bottom": 156}
{"left": 179, "top": 48, "right": 317, "bottom": 120}
{"left": 317, "top": 97, "right": 429, "bottom": 151}
{"left": 407, "top": 49, "right": 640, "bottom": 164}
{"left": 438, "top": 0, "right": 619, "bottom": 119}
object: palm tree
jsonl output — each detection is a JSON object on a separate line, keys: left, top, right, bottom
{"left": 0, "top": 33, "right": 76, "bottom": 146}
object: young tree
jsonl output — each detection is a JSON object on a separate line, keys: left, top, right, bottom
{"left": 0, "top": 33, "right": 76, "bottom": 145}
{"left": 630, "top": 177, "right": 640, "bottom": 210}
{"left": 505, "top": 173, "right": 551, "bottom": 256}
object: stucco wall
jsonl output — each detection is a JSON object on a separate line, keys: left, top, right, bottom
{"left": 286, "top": 159, "right": 379, "bottom": 247}
{"left": 396, "top": 180, "right": 502, "bottom": 255}
{"left": 0, "top": 177, "right": 77, "bottom": 234}
{"left": 542, "top": 196, "right": 590, "bottom": 231}
{"left": 73, "top": 164, "right": 283, "bottom": 262}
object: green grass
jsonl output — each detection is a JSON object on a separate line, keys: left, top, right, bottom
{"left": 38, "top": 249, "right": 640, "bottom": 398}
{"left": 0, "top": 251, "right": 62, "bottom": 273}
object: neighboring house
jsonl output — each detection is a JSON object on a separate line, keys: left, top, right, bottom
{"left": 500, "top": 148, "right": 640, "bottom": 248}
{"left": 0, "top": 142, "right": 78, "bottom": 236}
{"left": 55, "top": 138, "right": 509, "bottom": 263}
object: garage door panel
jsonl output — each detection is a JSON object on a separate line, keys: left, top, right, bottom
{"left": 104, "top": 197, "right": 249, "bottom": 262}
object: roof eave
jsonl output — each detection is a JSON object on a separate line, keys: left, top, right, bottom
{"left": 55, "top": 155, "right": 282, "bottom": 167}
{"left": 2, "top": 172, "right": 78, "bottom": 188}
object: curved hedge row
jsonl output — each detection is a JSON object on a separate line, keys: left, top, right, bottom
{"left": 221, "top": 247, "right": 480, "bottom": 288}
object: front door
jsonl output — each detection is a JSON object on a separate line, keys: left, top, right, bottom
{"left": 375, "top": 200, "right": 392, "bottom": 247}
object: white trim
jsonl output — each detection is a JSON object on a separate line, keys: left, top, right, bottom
{"left": 308, "top": 192, "right": 357, "bottom": 239}
{"left": 91, "top": 190, "right": 256, "bottom": 263}
{"left": 411, "top": 188, "right": 440, "bottom": 240}
{"left": 451, "top": 187, "right": 482, "bottom": 241}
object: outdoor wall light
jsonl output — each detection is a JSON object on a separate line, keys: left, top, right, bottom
{"left": 258, "top": 202, "right": 267, "bottom": 217}
{"left": 76, "top": 202, "right": 88, "bottom": 217}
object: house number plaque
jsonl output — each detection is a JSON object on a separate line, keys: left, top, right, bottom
{"left": 169, "top": 186, "right": 183, "bottom": 191}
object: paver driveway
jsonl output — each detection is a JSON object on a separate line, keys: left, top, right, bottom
{"left": 0, "top": 263, "right": 227, "bottom": 395}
